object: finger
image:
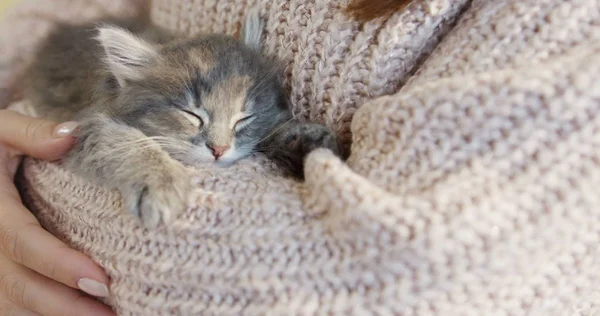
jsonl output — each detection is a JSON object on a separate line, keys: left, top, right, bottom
{"left": 0, "top": 296, "right": 40, "bottom": 316}
{"left": 0, "top": 110, "right": 77, "bottom": 160}
{"left": 0, "top": 254, "right": 115, "bottom": 316}
{"left": 0, "top": 144, "right": 24, "bottom": 181}
{"left": 0, "top": 172, "right": 109, "bottom": 297}
{"left": 5, "top": 156, "right": 21, "bottom": 180}
{"left": 0, "top": 148, "right": 23, "bottom": 201}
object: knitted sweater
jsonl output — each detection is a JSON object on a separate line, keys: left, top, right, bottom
{"left": 3, "top": 0, "right": 600, "bottom": 315}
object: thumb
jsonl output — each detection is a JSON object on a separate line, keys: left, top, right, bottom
{"left": 0, "top": 110, "right": 78, "bottom": 160}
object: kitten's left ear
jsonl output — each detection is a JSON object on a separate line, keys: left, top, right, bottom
{"left": 96, "top": 25, "right": 158, "bottom": 87}
{"left": 240, "top": 8, "right": 263, "bottom": 51}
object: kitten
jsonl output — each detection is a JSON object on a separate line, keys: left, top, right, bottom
{"left": 24, "top": 11, "right": 340, "bottom": 227}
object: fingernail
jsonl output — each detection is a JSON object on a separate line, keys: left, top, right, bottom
{"left": 77, "top": 278, "right": 110, "bottom": 297}
{"left": 53, "top": 121, "right": 80, "bottom": 137}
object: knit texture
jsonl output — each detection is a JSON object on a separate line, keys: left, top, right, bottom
{"left": 6, "top": 0, "right": 600, "bottom": 315}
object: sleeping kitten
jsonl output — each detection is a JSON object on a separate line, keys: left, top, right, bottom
{"left": 24, "top": 11, "right": 339, "bottom": 227}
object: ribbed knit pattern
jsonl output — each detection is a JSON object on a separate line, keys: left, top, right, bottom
{"left": 7, "top": 0, "right": 600, "bottom": 315}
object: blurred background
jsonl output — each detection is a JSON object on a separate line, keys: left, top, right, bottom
{"left": 0, "top": 0, "right": 17, "bottom": 16}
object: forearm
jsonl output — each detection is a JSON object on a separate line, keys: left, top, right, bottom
{"left": 64, "top": 114, "right": 174, "bottom": 188}
{"left": 63, "top": 112, "right": 190, "bottom": 227}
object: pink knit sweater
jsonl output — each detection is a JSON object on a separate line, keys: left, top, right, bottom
{"left": 4, "top": 0, "right": 600, "bottom": 315}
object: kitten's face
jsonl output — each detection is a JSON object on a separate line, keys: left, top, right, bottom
{"left": 99, "top": 28, "right": 290, "bottom": 166}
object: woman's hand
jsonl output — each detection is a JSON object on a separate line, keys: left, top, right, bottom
{"left": 0, "top": 110, "right": 114, "bottom": 316}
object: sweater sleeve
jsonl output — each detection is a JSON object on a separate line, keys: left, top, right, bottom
{"left": 0, "top": 0, "right": 150, "bottom": 108}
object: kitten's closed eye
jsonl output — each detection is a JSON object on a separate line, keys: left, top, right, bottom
{"left": 180, "top": 109, "right": 204, "bottom": 127}
{"left": 234, "top": 115, "right": 255, "bottom": 132}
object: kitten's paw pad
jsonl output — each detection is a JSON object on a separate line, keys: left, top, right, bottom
{"left": 124, "top": 176, "right": 191, "bottom": 228}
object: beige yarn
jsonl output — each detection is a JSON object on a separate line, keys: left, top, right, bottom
{"left": 4, "top": 0, "right": 600, "bottom": 315}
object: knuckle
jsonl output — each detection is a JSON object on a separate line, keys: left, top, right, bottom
{"left": 0, "top": 222, "right": 65, "bottom": 284}
{"left": 0, "top": 303, "right": 17, "bottom": 316}
{"left": 23, "top": 118, "right": 56, "bottom": 144}
{"left": 0, "top": 271, "right": 26, "bottom": 307}
{"left": 23, "top": 120, "right": 45, "bottom": 142}
{"left": 0, "top": 223, "right": 23, "bottom": 264}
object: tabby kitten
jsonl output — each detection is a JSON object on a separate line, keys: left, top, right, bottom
{"left": 24, "top": 11, "right": 339, "bottom": 227}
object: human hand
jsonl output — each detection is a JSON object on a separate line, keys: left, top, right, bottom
{"left": 0, "top": 110, "right": 114, "bottom": 316}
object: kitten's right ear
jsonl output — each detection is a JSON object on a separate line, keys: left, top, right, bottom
{"left": 96, "top": 26, "right": 158, "bottom": 87}
{"left": 241, "top": 8, "right": 263, "bottom": 51}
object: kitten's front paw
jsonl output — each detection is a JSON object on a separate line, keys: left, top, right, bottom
{"left": 283, "top": 123, "right": 340, "bottom": 157}
{"left": 277, "top": 123, "right": 340, "bottom": 178}
{"left": 123, "top": 173, "right": 191, "bottom": 228}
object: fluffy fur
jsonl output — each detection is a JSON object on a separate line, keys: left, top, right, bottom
{"left": 24, "top": 13, "right": 340, "bottom": 227}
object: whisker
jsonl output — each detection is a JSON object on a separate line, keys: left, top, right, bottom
{"left": 256, "top": 116, "right": 297, "bottom": 145}
{"left": 104, "top": 136, "right": 194, "bottom": 156}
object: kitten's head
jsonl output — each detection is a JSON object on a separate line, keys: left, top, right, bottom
{"left": 96, "top": 12, "right": 290, "bottom": 166}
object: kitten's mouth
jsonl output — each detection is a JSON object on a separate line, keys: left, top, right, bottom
{"left": 213, "top": 157, "right": 238, "bottom": 167}
{"left": 179, "top": 145, "right": 253, "bottom": 168}
{"left": 181, "top": 155, "right": 238, "bottom": 168}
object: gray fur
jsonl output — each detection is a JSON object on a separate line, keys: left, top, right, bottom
{"left": 257, "top": 121, "right": 340, "bottom": 179}
{"left": 24, "top": 14, "right": 339, "bottom": 227}
{"left": 241, "top": 8, "right": 263, "bottom": 51}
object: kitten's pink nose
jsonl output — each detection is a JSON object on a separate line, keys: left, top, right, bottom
{"left": 207, "top": 144, "right": 230, "bottom": 159}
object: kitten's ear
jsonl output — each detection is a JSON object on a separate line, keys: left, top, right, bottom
{"left": 240, "top": 8, "right": 263, "bottom": 51}
{"left": 96, "top": 26, "right": 158, "bottom": 87}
